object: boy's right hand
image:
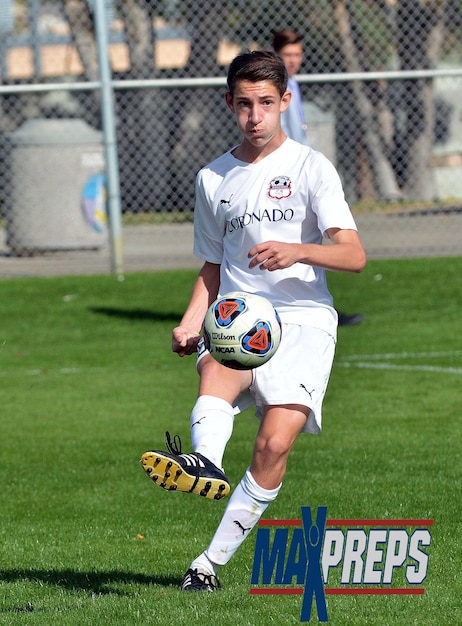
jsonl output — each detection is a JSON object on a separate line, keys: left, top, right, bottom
{"left": 172, "top": 326, "right": 201, "bottom": 357}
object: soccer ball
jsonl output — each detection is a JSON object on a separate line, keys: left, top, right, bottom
{"left": 203, "top": 291, "right": 282, "bottom": 370}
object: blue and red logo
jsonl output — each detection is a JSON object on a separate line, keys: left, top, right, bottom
{"left": 213, "top": 297, "right": 246, "bottom": 327}
{"left": 250, "top": 506, "right": 433, "bottom": 622}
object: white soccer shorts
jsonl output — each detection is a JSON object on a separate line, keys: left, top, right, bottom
{"left": 197, "top": 323, "right": 336, "bottom": 434}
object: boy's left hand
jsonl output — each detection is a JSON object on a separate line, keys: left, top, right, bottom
{"left": 248, "top": 241, "right": 300, "bottom": 271}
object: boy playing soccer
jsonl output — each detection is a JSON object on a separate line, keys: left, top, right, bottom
{"left": 141, "top": 50, "right": 366, "bottom": 591}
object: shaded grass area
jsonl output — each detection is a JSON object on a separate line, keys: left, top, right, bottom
{"left": 0, "top": 258, "right": 461, "bottom": 624}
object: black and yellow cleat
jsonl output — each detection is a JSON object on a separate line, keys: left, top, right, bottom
{"left": 141, "top": 432, "right": 230, "bottom": 500}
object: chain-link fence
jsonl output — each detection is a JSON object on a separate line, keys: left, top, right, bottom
{"left": 1, "top": 0, "right": 462, "bottom": 276}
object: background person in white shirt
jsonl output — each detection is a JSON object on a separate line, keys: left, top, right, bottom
{"left": 272, "top": 28, "right": 310, "bottom": 146}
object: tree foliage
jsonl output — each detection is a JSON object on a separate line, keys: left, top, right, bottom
{"left": 51, "top": 0, "right": 462, "bottom": 201}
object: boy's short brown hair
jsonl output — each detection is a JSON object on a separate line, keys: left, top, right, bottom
{"left": 227, "top": 51, "right": 288, "bottom": 98}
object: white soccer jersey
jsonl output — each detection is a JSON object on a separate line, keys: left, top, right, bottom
{"left": 193, "top": 137, "right": 358, "bottom": 333}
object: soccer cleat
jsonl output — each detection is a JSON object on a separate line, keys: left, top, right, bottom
{"left": 140, "top": 431, "right": 230, "bottom": 500}
{"left": 181, "top": 568, "right": 221, "bottom": 592}
{"left": 337, "top": 311, "right": 364, "bottom": 327}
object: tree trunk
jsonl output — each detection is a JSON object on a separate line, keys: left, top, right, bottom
{"left": 62, "top": 0, "right": 99, "bottom": 82}
{"left": 396, "top": 0, "right": 444, "bottom": 200}
{"left": 183, "top": 0, "right": 226, "bottom": 77}
{"left": 171, "top": 1, "right": 231, "bottom": 206}
{"left": 334, "top": 1, "right": 402, "bottom": 200}
{"left": 119, "top": 0, "right": 157, "bottom": 77}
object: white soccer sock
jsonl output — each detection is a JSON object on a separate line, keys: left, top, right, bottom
{"left": 200, "top": 468, "right": 281, "bottom": 568}
{"left": 190, "top": 395, "right": 234, "bottom": 470}
{"left": 189, "top": 552, "right": 219, "bottom": 577}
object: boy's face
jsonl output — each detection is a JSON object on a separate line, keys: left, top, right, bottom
{"left": 226, "top": 79, "right": 291, "bottom": 149}
{"left": 278, "top": 43, "right": 304, "bottom": 77}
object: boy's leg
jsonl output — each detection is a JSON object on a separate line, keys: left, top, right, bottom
{"left": 141, "top": 356, "right": 252, "bottom": 500}
{"left": 250, "top": 404, "right": 308, "bottom": 489}
{"left": 189, "top": 395, "right": 234, "bottom": 470}
{"left": 183, "top": 467, "right": 281, "bottom": 590}
{"left": 183, "top": 405, "right": 308, "bottom": 589}
{"left": 140, "top": 390, "right": 235, "bottom": 500}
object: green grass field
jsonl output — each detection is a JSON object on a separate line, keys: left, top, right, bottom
{"left": 0, "top": 257, "right": 461, "bottom": 625}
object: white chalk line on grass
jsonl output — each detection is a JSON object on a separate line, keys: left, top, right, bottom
{"left": 0, "top": 366, "right": 138, "bottom": 378}
{"left": 339, "top": 350, "right": 462, "bottom": 361}
{"left": 0, "top": 367, "right": 82, "bottom": 378}
{"left": 335, "top": 349, "right": 462, "bottom": 375}
{"left": 335, "top": 361, "right": 462, "bottom": 375}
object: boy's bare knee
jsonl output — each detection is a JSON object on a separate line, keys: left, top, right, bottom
{"left": 254, "top": 433, "right": 292, "bottom": 465}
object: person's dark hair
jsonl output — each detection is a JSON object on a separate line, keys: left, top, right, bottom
{"left": 227, "top": 50, "right": 288, "bottom": 97}
{"left": 271, "top": 28, "right": 303, "bottom": 53}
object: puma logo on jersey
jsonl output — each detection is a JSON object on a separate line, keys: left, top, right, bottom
{"left": 300, "top": 384, "right": 315, "bottom": 399}
{"left": 219, "top": 194, "right": 233, "bottom": 207}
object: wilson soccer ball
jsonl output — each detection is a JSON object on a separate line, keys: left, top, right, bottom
{"left": 203, "top": 291, "right": 282, "bottom": 370}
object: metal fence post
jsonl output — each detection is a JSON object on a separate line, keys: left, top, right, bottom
{"left": 93, "top": 0, "right": 123, "bottom": 276}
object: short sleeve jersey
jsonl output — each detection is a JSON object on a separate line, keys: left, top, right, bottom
{"left": 193, "top": 137, "right": 358, "bottom": 333}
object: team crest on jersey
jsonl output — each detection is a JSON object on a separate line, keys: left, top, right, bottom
{"left": 268, "top": 176, "right": 292, "bottom": 200}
